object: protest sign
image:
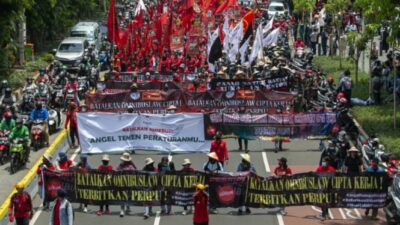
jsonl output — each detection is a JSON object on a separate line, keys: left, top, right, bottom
{"left": 77, "top": 112, "right": 210, "bottom": 154}
{"left": 209, "top": 77, "right": 289, "bottom": 91}
{"left": 43, "top": 170, "right": 388, "bottom": 208}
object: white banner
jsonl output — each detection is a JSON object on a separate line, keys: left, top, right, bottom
{"left": 78, "top": 113, "right": 211, "bottom": 154}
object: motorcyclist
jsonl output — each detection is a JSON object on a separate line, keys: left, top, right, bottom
{"left": 0, "top": 87, "right": 17, "bottom": 116}
{"left": 0, "top": 112, "right": 15, "bottom": 131}
{"left": 9, "top": 118, "right": 30, "bottom": 152}
{"left": 63, "top": 76, "right": 79, "bottom": 106}
{"left": 22, "top": 77, "right": 37, "bottom": 93}
{"left": 36, "top": 69, "right": 51, "bottom": 84}
{"left": 0, "top": 80, "right": 10, "bottom": 97}
{"left": 35, "top": 82, "right": 50, "bottom": 103}
{"left": 29, "top": 103, "right": 49, "bottom": 146}
{"left": 87, "top": 45, "right": 97, "bottom": 65}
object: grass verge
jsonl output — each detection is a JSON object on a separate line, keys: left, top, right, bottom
{"left": 314, "top": 56, "right": 400, "bottom": 157}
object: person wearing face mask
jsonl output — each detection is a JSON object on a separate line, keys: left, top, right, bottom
{"left": 344, "top": 147, "right": 363, "bottom": 173}
{"left": 274, "top": 157, "right": 292, "bottom": 215}
{"left": 75, "top": 155, "right": 90, "bottom": 213}
{"left": 181, "top": 159, "right": 195, "bottom": 215}
{"left": 117, "top": 153, "right": 136, "bottom": 217}
{"left": 237, "top": 154, "right": 256, "bottom": 215}
{"left": 56, "top": 152, "right": 73, "bottom": 171}
{"left": 364, "top": 158, "right": 385, "bottom": 220}
{"left": 143, "top": 158, "right": 157, "bottom": 219}
{"left": 203, "top": 152, "right": 223, "bottom": 214}
{"left": 209, "top": 131, "right": 229, "bottom": 166}
{"left": 49, "top": 189, "right": 73, "bottom": 225}
{"left": 29, "top": 102, "right": 49, "bottom": 146}
{"left": 8, "top": 182, "right": 33, "bottom": 225}
{"left": 315, "top": 157, "right": 335, "bottom": 221}
{"left": 158, "top": 156, "right": 175, "bottom": 215}
{"left": 65, "top": 101, "right": 79, "bottom": 148}
{"left": 97, "top": 155, "right": 113, "bottom": 216}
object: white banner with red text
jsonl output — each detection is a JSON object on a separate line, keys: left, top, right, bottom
{"left": 77, "top": 112, "right": 211, "bottom": 154}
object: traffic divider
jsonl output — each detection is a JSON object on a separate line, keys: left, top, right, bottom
{"left": 0, "top": 129, "right": 69, "bottom": 225}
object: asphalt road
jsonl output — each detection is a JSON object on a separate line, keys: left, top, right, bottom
{"left": 0, "top": 113, "right": 64, "bottom": 205}
{"left": 29, "top": 138, "right": 387, "bottom": 225}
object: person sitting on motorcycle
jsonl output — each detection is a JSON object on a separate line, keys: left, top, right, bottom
{"left": 35, "top": 82, "right": 50, "bottom": 103}
{"left": 36, "top": 69, "right": 50, "bottom": 84}
{"left": 9, "top": 118, "right": 29, "bottom": 150}
{"left": 294, "top": 37, "right": 305, "bottom": 49}
{"left": 87, "top": 45, "right": 97, "bottom": 65}
{"left": 0, "top": 112, "right": 15, "bottom": 131}
{"left": 1, "top": 87, "right": 17, "bottom": 116}
{"left": 63, "top": 76, "right": 79, "bottom": 106}
{"left": 29, "top": 103, "right": 49, "bottom": 146}
{"left": 22, "top": 77, "right": 37, "bottom": 93}
{"left": 0, "top": 80, "right": 10, "bottom": 96}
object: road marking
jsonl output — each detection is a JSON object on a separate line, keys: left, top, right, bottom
{"left": 338, "top": 208, "right": 346, "bottom": 219}
{"left": 262, "top": 152, "right": 283, "bottom": 225}
{"left": 261, "top": 152, "right": 270, "bottom": 173}
{"left": 30, "top": 147, "right": 80, "bottom": 225}
{"left": 154, "top": 211, "right": 161, "bottom": 225}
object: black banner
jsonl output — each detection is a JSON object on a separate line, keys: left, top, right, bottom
{"left": 209, "top": 77, "right": 289, "bottom": 92}
{"left": 43, "top": 170, "right": 388, "bottom": 208}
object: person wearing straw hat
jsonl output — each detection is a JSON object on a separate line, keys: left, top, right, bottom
{"left": 203, "top": 152, "right": 223, "bottom": 173}
{"left": 37, "top": 153, "right": 55, "bottom": 209}
{"left": 209, "top": 131, "right": 229, "bottom": 166}
{"left": 97, "top": 154, "right": 113, "bottom": 216}
{"left": 117, "top": 152, "right": 136, "bottom": 217}
{"left": 237, "top": 154, "right": 256, "bottom": 215}
{"left": 344, "top": 146, "right": 363, "bottom": 173}
{"left": 274, "top": 157, "right": 292, "bottom": 215}
{"left": 180, "top": 159, "right": 195, "bottom": 215}
{"left": 193, "top": 184, "right": 209, "bottom": 225}
{"left": 143, "top": 157, "right": 157, "bottom": 219}
{"left": 8, "top": 182, "right": 33, "bottom": 225}
{"left": 167, "top": 105, "right": 177, "bottom": 114}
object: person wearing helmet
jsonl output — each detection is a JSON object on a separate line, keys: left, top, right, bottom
{"left": 337, "top": 69, "right": 353, "bottom": 106}
{"left": 1, "top": 111, "right": 15, "bottom": 131}
{"left": 9, "top": 118, "right": 29, "bottom": 142}
{"left": 193, "top": 183, "right": 209, "bottom": 225}
{"left": 22, "top": 77, "right": 37, "bottom": 93}
{"left": 1, "top": 87, "right": 17, "bottom": 115}
{"left": 29, "top": 102, "right": 49, "bottom": 146}
{"left": 0, "top": 80, "right": 10, "bottom": 96}
{"left": 8, "top": 182, "right": 33, "bottom": 225}
{"left": 63, "top": 76, "right": 79, "bottom": 107}
{"left": 36, "top": 69, "right": 49, "bottom": 83}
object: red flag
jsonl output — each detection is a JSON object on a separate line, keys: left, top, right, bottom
{"left": 242, "top": 9, "right": 254, "bottom": 33}
{"left": 107, "top": 0, "right": 120, "bottom": 44}
{"left": 215, "top": 0, "right": 238, "bottom": 14}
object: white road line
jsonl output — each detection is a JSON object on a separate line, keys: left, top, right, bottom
{"left": 262, "top": 151, "right": 284, "bottom": 225}
{"left": 261, "top": 152, "right": 271, "bottom": 173}
{"left": 30, "top": 147, "right": 81, "bottom": 225}
{"left": 154, "top": 211, "right": 161, "bottom": 225}
{"left": 338, "top": 208, "right": 347, "bottom": 219}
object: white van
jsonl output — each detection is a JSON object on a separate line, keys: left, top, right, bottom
{"left": 70, "top": 22, "right": 101, "bottom": 49}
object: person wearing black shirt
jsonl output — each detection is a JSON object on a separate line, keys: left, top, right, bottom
{"left": 344, "top": 147, "right": 363, "bottom": 173}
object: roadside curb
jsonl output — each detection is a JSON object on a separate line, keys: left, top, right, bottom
{"left": 0, "top": 130, "right": 68, "bottom": 225}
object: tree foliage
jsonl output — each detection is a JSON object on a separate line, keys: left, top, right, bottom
{"left": 293, "top": 0, "right": 314, "bottom": 21}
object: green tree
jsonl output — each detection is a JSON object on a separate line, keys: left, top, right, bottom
{"left": 293, "top": 0, "right": 314, "bottom": 40}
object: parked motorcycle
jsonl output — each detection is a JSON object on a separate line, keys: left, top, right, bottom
{"left": 0, "top": 130, "right": 10, "bottom": 165}
{"left": 384, "top": 175, "right": 400, "bottom": 225}
{"left": 31, "top": 119, "right": 46, "bottom": 151}
{"left": 48, "top": 109, "right": 61, "bottom": 135}
{"left": 9, "top": 138, "right": 28, "bottom": 174}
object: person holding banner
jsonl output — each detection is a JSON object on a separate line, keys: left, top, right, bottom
{"left": 37, "top": 153, "right": 55, "bottom": 210}
{"left": 344, "top": 147, "right": 364, "bottom": 174}
{"left": 274, "top": 157, "right": 292, "bottom": 216}
{"left": 181, "top": 159, "right": 195, "bottom": 215}
{"left": 209, "top": 131, "right": 229, "bottom": 166}
{"left": 158, "top": 156, "right": 175, "bottom": 215}
{"left": 315, "top": 157, "right": 335, "bottom": 221}
{"left": 97, "top": 155, "right": 113, "bottom": 216}
{"left": 117, "top": 152, "right": 136, "bottom": 217}
{"left": 364, "top": 158, "right": 385, "bottom": 220}
{"left": 8, "top": 182, "right": 33, "bottom": 225}
{"left": 143, "top": 157, "right": 157, "bottom": 219}
{"left": 203, "top": 152, "right": 223, "bottom": 214}
{"left": 56, "top": 152, "right": 73, "bottom": 171}
{"left": 237, "top": 154, "right": 256, "bottom": 215}
{"left": 193, "top": 184, "right": 209, "bottom": 225}
{"left": 75, "top": 155, "right": 90, "bottom": 213}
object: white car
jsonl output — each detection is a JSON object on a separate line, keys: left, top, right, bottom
{"left": 268, "top": 2, "right": 288, "bottom": 17}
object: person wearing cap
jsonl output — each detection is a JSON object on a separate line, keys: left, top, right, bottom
{"left": 49, "top": 189, "right": 73, "bottom": 225}
{"left": 8, "top": 182, "right": 33, "bottom": 225}
{"left": 56, "top": 152, "right": 73, "bottom": 171}
{"left": 364, "top": 158, "right": 385, "bottom": 220}
{"left": 315, "top": 157, "right": 335, "bottom": 221}
{"left": 181, "top": 159, "right": 195, "bottom": 215}
{"left": 193, "top": 183, "right": 209, "bottom": 225}
{"left": 158, "top": 156, "right": 175, "bottom": 215}
{"left": 37, "top": 153, "right": 55, "bottom": 209}
{"left": 237, "top": 154, "right": 256, "bottom": 215}
{"left": 117, "top": 152, "right": 136, "bottom": 217}
{"left": 97, "top": 154, "right": 113, "bottom": 216}
{"left": 1, "top": 111, "right": 15, "bottom": 131}
{"left": 274, "top": 157, "right": 292, "bottom": 215}
{"left": 65, "top": 101, "right": 79, "bottom": 148}
{"left": 143, "top": 157, "right": 157, "bottom": 219}
{"left": 209, "top": 131, "right": 229, "bottom": 166}
{"left": 74, "top": 155, "right": 91, "bottom": 212}
{"left": 344, "top": 146, "right": 363, "bottom": 173}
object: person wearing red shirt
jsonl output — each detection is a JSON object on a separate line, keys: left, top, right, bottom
{"left": 97, "top": 154, "right": 113, "bottom": 216}
{"left": 294, "top": 37, "right": 305, "bottom": 49}
{"left": 56, "top": 152, "right": 73, "bottom": 171}
{"left": 193, "top": 184, "right": 209, "bottom": 225}
{"left": 9, "top": 183, "right": 33, "bottom": 225}
{"left": 209, "top": 131, "right": 229, "bottom": 165}
{"left": 315, "top": 157, "right": 335, "bottom": 221}
{"left": 181, "top": 159, "right": 195, "bottom": 215}
{"left": 37, "top": 153, "right": 55, "bottom": 209}
{"left": 274, "top": 157, "right": 292, "bottom": 216}
{"left": 387, "top": 160, "right": 398, "bottom": 177}
{"left": 65, "top": 101, "right": 79, "bottom": 148}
